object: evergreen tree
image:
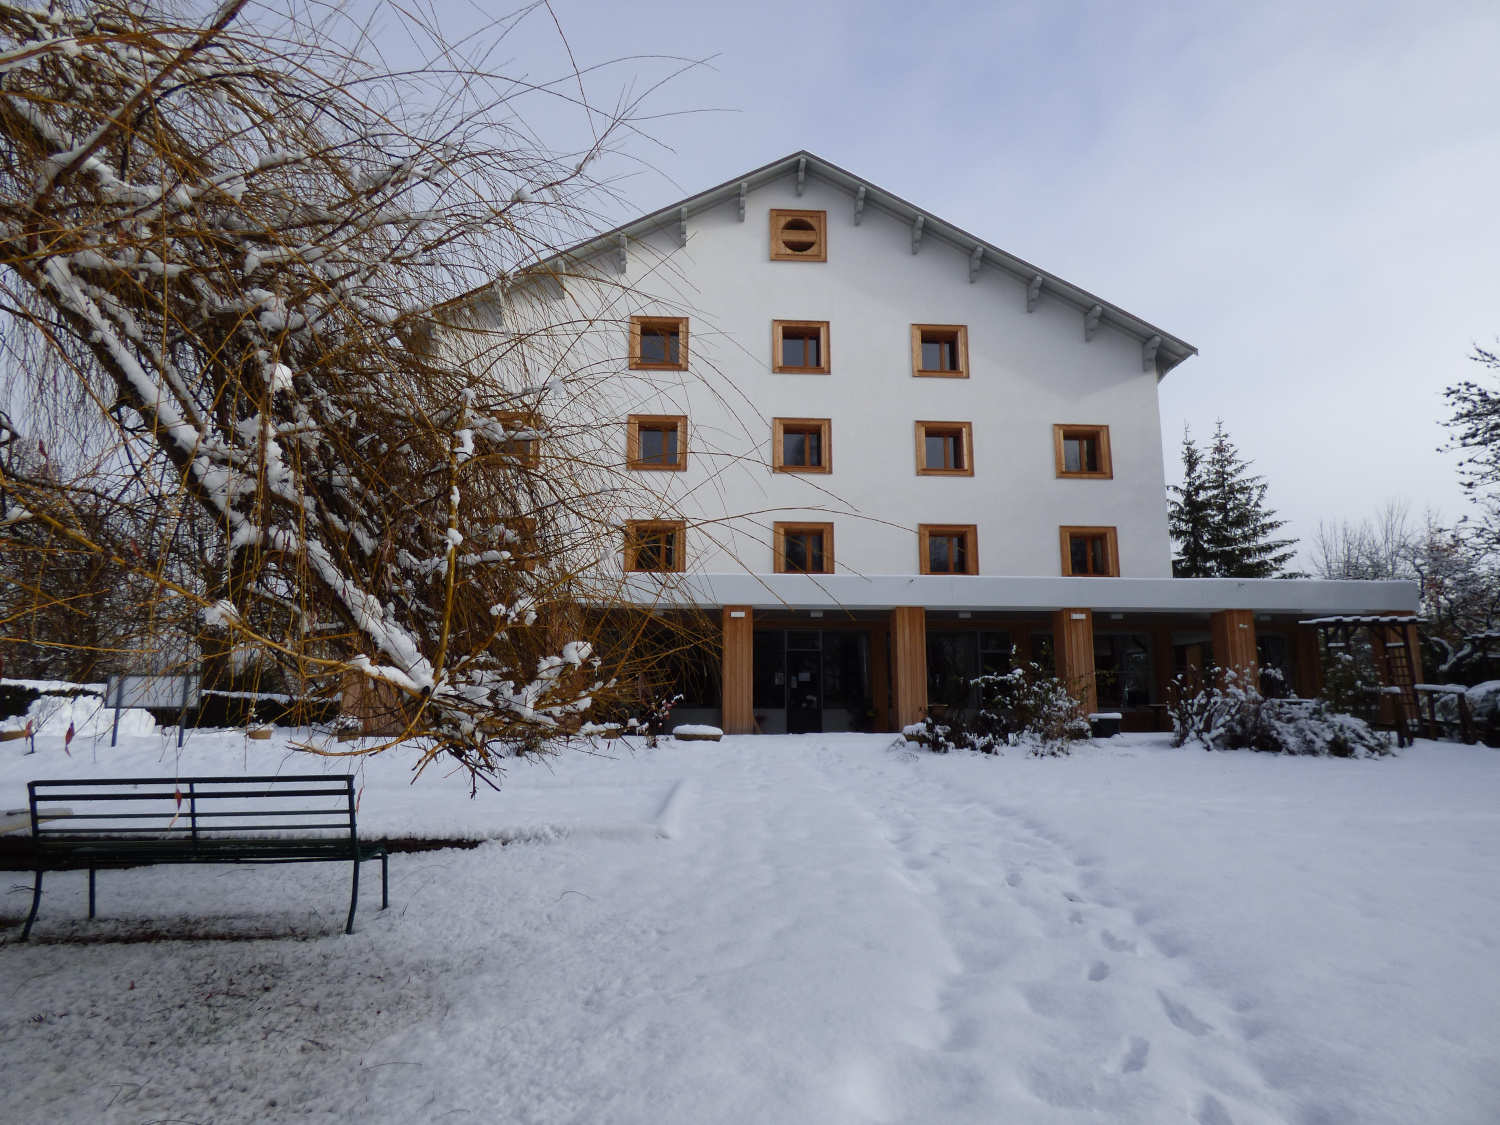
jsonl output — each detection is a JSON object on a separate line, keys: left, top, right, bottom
{"left": 1169, "top": 422, "right": 1298, "bottom": 577}
{"left": 1168, "top": 428, "right": 1214, "bottom": 577}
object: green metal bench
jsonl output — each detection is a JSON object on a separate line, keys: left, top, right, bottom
{"left": 19, "top": 774, "right": 388, "bottom": 941}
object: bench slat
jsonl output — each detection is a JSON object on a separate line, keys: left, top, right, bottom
{"left": 33, "top": 787, "right": 353, "bottom": 802}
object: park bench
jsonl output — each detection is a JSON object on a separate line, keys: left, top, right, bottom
{"left": 18, "top": 774, "right": 387, "bottom": 941}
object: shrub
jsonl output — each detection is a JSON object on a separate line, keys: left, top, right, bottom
{"left": 901, "top": 714, "right": 978, "bottom": 755}
{"left": 626, "top": 692, "right": 683, "bottom": 748}
{"left": 904, "top": 663, "right": 1090, "bottom": 757}
{"left": 1169, "top": 672, "right": 1391, "bottom": 757}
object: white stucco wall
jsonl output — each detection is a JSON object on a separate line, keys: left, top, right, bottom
{"left": 491, "top": 169, "right": 1178, "bottom": 582}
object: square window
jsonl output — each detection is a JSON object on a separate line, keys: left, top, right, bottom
{"left": 770, "top": 210, "right": 827, "bottom": 262}
{"left": 1053, "top": 424, "right": 1112, "bottom": 478}
{"left": 911, "top": 325, "right": 969, "bottom": 378}
{"left": 627, "top": 415, "right": 687, "bottom": 471}
{"left": 625, "top": 520, "right": 686, "bottom": 573}
{"left": 772, "top": 321, "right": 830, "bottom": 373}
{"left": 772, "top": 418, "right": 832, "bottom": 473}
{"left": 630, "top": 316, "right": 689, "bottom": 370}
{"left": 919, "top": 525, "right": 978, "bottom": 575}
{"left": 915, "top": 421, "right": 973, "bottom": 476}
{"left": 774, "top": 522, "right": 834, "bottom": 574}
{"left": 1060, "top": 526, "right": 1118, "bottom": 577}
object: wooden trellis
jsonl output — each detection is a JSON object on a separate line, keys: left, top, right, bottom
{"left": 1300, "top": 615, "right": 1425, "bottom": 746}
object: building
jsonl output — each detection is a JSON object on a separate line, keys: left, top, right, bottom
{"left": 479, "top": 152, "right": 1419, "bottom": 735}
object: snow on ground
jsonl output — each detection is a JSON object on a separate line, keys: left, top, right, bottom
{"left": 1, "top": 725, "right": 1498, "bottom": 1124}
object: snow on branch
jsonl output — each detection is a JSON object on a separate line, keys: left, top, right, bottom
{"left": 0, "top": 0, "right": 682, "bottom": 782}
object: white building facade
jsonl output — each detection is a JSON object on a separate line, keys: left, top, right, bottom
{"left": 482, "top": 153, "right": 1419, "bottom": 735}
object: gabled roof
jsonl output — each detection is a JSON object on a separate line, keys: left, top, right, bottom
{"left": 538, "top": 150, "right": 1198, "bottom": 376}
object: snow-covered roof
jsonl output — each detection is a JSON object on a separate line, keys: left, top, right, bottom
{"left": 1300, "top": 615, "right": 1425, "bottom": 626}
{"left": 533, "top": 151, "right": 1199, "bottom": 376}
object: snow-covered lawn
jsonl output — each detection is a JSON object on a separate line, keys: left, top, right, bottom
{"left": 2, "top": 727, "right": 1497, "bottom": 1124}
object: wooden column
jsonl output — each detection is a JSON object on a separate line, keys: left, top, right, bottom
{"left": 891, "top": 606, "right": 927, "bottom": 730}
{"left": 1150, "top": 625, "right": 1174, "bottom": 700}
{"left": 870, "top": 625, "right": 891, "bottom": 733}
{"left": 721, "top": 606, "right": 753, "bottom": 734}
{"left": 1052, "top": 608, "right": 1097, "bottom": 715}
{"left": 1210, "top": 609, "right": 1259, "bottom": 692}
{"left": 1293, "top": 626, "right": 1323, "bottom": 698}
{"left": 1150, "top": 625, "right": 1175, "bottom": 728}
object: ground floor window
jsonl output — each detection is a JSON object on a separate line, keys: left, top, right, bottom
{"left": 1256, "top": 632, "right": 1293, "bottom": 696}
{"left": 1094, "top": 633, "right": 1151, "bottom": 708}
{"left": 926, "top": 631, "right": 1013, "bottom": 709}
{"left": 752, "top": 629, "right": 873, "bottom": 734}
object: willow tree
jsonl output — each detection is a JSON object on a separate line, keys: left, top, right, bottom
{"left": 0, "top": 0, "right": 675, "bottom": 780}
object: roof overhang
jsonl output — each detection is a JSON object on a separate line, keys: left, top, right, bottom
{"left": 528, "top": 151, "right": 1198, "bottom": 376}
{"left": 619, "top": 574, "right": 1418, "bottom": 616}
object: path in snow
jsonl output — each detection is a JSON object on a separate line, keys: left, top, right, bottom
{"left": 2, "top": 731, "right": 1498, "bottom": 1124}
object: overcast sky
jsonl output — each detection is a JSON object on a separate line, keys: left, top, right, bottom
{"left": 360, "top": 0, "right": 1500, "bottom": 561}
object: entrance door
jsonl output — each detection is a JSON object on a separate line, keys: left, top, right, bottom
{"left": 786, "top": 631, "right": 823, "bottom": 733}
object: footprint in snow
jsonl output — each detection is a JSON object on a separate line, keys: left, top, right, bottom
{"left": 1195, "top": 1094, "right": 1234, "bottom": 1125}
{"left": 1120, "top": 1036, "right": 1149, "bottom": 1073}
{"left": 1101, "top": 930, "right": 1136, "bottom": 954}
{"left": 1088, "top": 961, "right": 1110, "bottom": 981}
{"left": 1160, "top": 992, "right": 1212, "bottom": 1037}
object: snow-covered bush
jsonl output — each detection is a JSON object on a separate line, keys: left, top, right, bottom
{"left": 626, "top": 693, "right": 683, "bottom": 748}
{"left": 902, "top": 715, "right": 980, "bottom": 755}
{"left": 1317, "top": 643, "right": 1382, "bottom": 722}
{"left": 972, "top": 663, "right": 1092, "bottom": 755}
{"left": 904, "top": 664, "right": 1090, "bottom": 757}
{"left": 1448, "top": 680, "right": 1500, "bottom": 746}
{"left": 1170, "top": 673, "right": 1391, "bottom": 757}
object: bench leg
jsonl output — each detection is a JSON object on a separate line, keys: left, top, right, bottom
{"left": 21, "top": 870, "right": 43, "bottom": 942}
{"left": 88, "top": 869, "right": 96, "bottom": 919}
{"left": 345, "top": 857, "right": 360, "bottom": 935}
{"left": 381, "top": 854, "right": 388, "bottom": 910}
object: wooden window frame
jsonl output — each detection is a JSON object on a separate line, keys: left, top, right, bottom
{"left": 911, "top": 324, "right": 970, "bottom": 378}
{"left": 492, "top": 411, "right": 542, "bottom": 468}
{"left": 629, "top": 316, "right": 689, "bottom": 371}
{"left": 773, "top": 522, "right": 835, "bottom": 575}
{"left": 914, "top": 421, "right": 974, "bottom": 477}
{"left": 1053, "top": 424, "right": 1113, "bottom": 479}
{"left": 1059, "top": 525, "right": 1119, "bottom": 577}
{"left": 772, "top": 417, "right": 832, "bottom": 474}
{"left": 918, "top": 524, "right": 979, "bottom": 576}
{"left": 772, "top": 320, "right": 830, "bottom": 374}
{"left": 624, "top": 520, "right": 687, "bottom": 574}
{"left": 626, "top": 414, "right": 688, "bottom": 472}
{"left": 769, "top": 209, "right": 827, "bottom": 262}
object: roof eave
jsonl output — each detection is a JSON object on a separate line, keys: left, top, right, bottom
{"left": 527, "top": 151, "right": 1199, "bottom": 372}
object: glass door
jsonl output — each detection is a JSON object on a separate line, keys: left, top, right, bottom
{"left": 785, "top": 631, "right": 823, "bottom": 733}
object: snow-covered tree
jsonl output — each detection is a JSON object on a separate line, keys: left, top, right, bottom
{"left": 1166, "top": 426, "right": 1213, "bottom": 578}
{"left": 1168, "top": 422, "right": 1297, "bottom": 578}
{"left": 0, "top": 0, "right": 672, "bottom": 780}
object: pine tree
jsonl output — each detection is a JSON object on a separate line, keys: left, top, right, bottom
{"left": 1169, "top": 422, "right": 1298, "bottom": 577}
{"left": 1167, "top": 427, "right": 1214, "bottom": 577}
